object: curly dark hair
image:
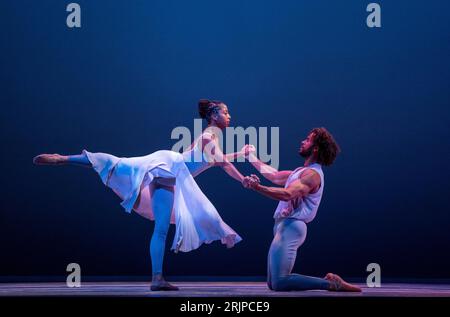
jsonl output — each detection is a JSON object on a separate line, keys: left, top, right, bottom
{"left": 310, "top": 127, "right": 341, "bottom": 166}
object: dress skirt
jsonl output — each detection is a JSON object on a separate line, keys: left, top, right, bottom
{"left": 83, "top": 149, "right": 242, "bottom": 253}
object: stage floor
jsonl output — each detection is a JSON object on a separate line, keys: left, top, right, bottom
{"left": 1, "top": 282, "right": 450, "bottom": 297}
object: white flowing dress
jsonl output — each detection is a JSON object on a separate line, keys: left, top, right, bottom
{"left": 83, "top": 135, "right": 242, "bottom": 253}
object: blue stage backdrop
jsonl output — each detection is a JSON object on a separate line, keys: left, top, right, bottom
{"left": 1, "top": 0, "right": 449, "bottom": 280}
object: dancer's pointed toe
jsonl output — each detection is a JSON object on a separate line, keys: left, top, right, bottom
{"left": 33, "top": 154, "right": 66, "bottom": 165}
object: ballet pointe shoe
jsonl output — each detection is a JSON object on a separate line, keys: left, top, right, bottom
{"left": 150, "top": 281, "right": 179, "bottom": 291}
{"left": 33, "top": 154, "right": 67, "bottom": 165}
{"left": 324, "top": 273, "right": 362, "bottom": 292}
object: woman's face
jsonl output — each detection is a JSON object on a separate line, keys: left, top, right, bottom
{"left": 212, "top": 104, "right": 231, "bottom": 129}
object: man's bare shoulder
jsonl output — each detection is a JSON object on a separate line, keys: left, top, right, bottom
{"left": 299, "top": 168, "right": 321, "bottom": 192}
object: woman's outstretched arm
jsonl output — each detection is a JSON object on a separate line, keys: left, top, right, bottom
{"left": 224, "top": 151, "right": 244, "bottom": 162}
{"left": 201, "top": 135, "right": 245, "bottom": 183}
{"left": 223, "top": 144, "right": 255, "bottom": 162}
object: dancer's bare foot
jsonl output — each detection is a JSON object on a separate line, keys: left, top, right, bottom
{"left": 150, "top": 280, "right": 179, "bottom": 291}
{"left": 150, "top": 274, "right": 179, "bottom": 291}
{"left": 324, "top": 273, "right": 362, "bottom": 292}
{"left": 33, "top": 154, "right": 68, "bottom": 165}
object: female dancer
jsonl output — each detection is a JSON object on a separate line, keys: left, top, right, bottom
{"left": 33, "top": 99, "right": 250, "bottom": 291}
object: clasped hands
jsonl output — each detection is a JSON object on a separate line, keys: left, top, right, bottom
{"left": 239, "top": 144, "right": 261, "bottom": 189}
{"left": 242, "top": 174, "right": 260, "bottom": 189}
{"left": 240, "top": 144, "right": 256, "bottom": 159}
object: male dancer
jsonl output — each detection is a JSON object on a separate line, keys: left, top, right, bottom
{"left": 243, "top": 127, "right": 361, "bottom": 292}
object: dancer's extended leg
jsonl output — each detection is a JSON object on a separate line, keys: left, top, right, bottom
{"left": 33, "top": 152, "right": 91, "bottom": 167}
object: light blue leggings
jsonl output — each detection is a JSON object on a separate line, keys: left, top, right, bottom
{"left": 149, "top": 184, "right": 174, "bottom": 276}
{"left": 267, "top": 218, "right": 330, "bottom": 291}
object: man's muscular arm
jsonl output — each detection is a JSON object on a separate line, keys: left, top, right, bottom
{"left": 247, "top": 169, "right": 320, "bottom": 202}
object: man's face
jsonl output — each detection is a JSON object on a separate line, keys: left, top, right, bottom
{"left": 299, "top": 133, "right": 316, "bottom": 158}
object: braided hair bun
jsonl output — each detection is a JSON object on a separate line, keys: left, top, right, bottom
{"left": 198, "top": 99, "right": 211, "bottom": 119}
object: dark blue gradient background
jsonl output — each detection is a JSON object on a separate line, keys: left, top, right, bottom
{"left": 1, "top": 1, "right": 449, "bottom": 280}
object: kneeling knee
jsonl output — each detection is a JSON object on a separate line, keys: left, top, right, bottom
{"left": 270, "top": 277, "right": 290, "bottom": 292}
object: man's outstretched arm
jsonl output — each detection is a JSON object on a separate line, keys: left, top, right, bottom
{"left": 246, "top": 169, "right": 320, "bottom": 201}
{"left": 247, "top": 152, "right": 292, "bottom": 186}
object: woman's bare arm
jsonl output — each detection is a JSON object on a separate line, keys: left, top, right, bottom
{"left": 201, "top": 135, "right": 245, "bottom": 183}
